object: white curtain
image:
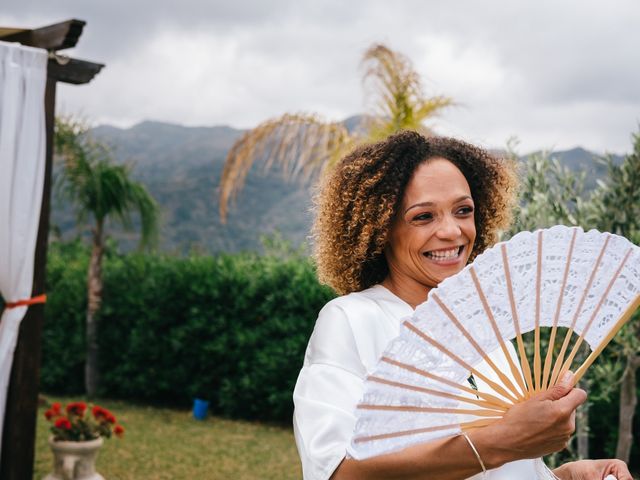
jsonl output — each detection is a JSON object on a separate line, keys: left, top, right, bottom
{"left": 0, "top": 41, "right": 47, "bottom": 459}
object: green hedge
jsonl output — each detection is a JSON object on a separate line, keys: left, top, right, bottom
{"left": 41, "top": 241, "right": 89, "bottom": 394}
{"left": 41, "top": 242, "right": 335, "bottom": 422}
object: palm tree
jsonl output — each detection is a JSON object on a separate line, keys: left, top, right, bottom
{"left": 55, "top": 117, "right": 160, "bottom": 398}
{"left": 219, "top": 43, "right": 454, "bottom": 220}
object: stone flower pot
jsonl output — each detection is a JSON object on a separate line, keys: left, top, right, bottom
{"left": 43, "top": 436, "right": 105, "bottom": 480}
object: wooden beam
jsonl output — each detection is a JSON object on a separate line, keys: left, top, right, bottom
{"left": 0, "top": 28, "right": 29, "bottom": 37}
{"left": 0, "top": 19, "right": 85, "bottom": 51}
{"left": 1, "top": 19, "right": 104, "bottom": 87}
{"left": 48, "top": 57, "right": 105, "bottom": 85}
{"left": 0, "top": 77, "right": 55, "bottom": 480}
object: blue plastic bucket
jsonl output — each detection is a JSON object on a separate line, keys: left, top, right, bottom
{"left": 193, "top": 398, "right": 209, "bottom": 420}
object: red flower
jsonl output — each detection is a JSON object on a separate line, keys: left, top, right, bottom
{"left": 114, "top": 424, "right": 125, "bottom": 438}
{"left": 92, "top": 406, "right": 116, "bottom": 424}
{"left": 47, "top": 401, "right": 124, "bottom": 441}
{"left": 66, "top": 402, "right": 87, "bottom": 416}
{"left": 54, "top": 417, "right": 72, "bottom": 430}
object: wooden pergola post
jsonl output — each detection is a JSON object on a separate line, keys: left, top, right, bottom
{"left": 0, "top": 20, "right": 103, "bottom": 479}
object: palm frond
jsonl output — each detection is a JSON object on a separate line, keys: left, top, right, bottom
{"left": 218, "top": 113, "right": 354, "bottom": 221}
{"left": 218, "top": 43, "right": 455, "bottom": 221}
{"left": 361, "top": 44, "right": 454, "bottom": 140}
{"left": 124, "top": 181, "right": 160, "bottom": 249}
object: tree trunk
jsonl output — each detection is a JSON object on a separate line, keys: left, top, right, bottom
{"left": 85, "top": 221, "right": 104, "bottom": 398}
{"left": 615, "top": 353, "right": 640, "bottom": 462}
{"left": 576, "top": 379, "right": 590, "bottom": 459}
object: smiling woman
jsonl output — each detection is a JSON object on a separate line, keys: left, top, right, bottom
{"left": 292, "top": 131, "right": 633, "bottom": 480}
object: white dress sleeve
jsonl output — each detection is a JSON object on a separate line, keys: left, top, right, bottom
{"left": 293, "top": 302, "right": 367, "bottom": 480}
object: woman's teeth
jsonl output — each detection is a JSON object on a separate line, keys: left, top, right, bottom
{"left": 425, "top": 247, "right": 461, "bottom": 260}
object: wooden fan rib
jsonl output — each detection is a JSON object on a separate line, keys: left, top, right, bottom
{"left": 460, "top": 418, "right": 499, "bottom": 431}
{"left": 468, "top": 267, "right": 528, "bottom": 399}
{"left": 533, "top": 231, "right": 543, "bottom": 392}
{"left": 501, "top": 244, "right": 534, "bottom": 397}
{"left": 366, "top": 375, "right": 508, "bottom": 411}
{"left": 574, "top": 291, "right": 640, "bottom": 382}
{"left": 357, "top": 404, "right": 504, "bottom": 418}
{"left": 381, "top": 357, "right": 511, "bottom": 410}
{"left": 556, "top": 247, "right": 634, "bottom": 384}
{"left": 548, "top": 331, "right": 574, "bottom": 388}
{"left": 549, "top": 234, "right": 611, "bottom": 387}
{"left": 353, "top": 423, "right": 457, "bottom": 444}
{"left": 404, "top": 321, "right": 520, "bottom": 405}
{"left": 541, "top": 228, "right": 578, "bottom": 391}
{"left": 353, "top": 418, "right": 496, "bottom": 444}
{"left": 541, "top": 326, "right": 560, "bottom": 391}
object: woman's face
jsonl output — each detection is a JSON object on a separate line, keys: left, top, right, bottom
{"left": 385, "top": 158, "right": 476, "bottom": 292}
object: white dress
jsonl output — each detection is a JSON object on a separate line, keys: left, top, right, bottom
{"left": 293, "top": 284, "right": 540, "bottom": 480}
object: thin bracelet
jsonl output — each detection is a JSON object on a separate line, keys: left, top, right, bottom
{"left": 461, "top": 432, "right": 487, "bottom": 477}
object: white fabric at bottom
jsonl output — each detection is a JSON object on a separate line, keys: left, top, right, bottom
{"left": 293, "top": 284, "right": 539, "bottom": 480}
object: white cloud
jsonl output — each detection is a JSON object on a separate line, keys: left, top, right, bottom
{"left": 4, "top": 0, "right": 640, "bottom": 153}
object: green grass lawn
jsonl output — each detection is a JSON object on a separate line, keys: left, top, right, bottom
{"left": 35, "top": 396, "right": 639, "bottom": 479}
{"left": 34, "top": 396, "right": 302, "bottom": 479}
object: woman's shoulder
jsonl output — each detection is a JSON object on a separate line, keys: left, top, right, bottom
{"left": 321, "top": 285, "right": 386, "bottom": 318}
{"left": 320, "top": 284, "right": 411, "bottom": 322}
{"left": 306, "top": 285, "right": 412, "bottom": 372}
{"left": 312, "top": 287, "right": 387, "bottom": 348}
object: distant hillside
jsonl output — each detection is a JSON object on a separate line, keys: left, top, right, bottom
{"left": 52, "top": 120, "right": 316, "bottom": 254}
{"left": 49, "top": 120, "right": 626, "bottom": 255}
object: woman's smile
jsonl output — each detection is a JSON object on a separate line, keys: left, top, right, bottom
{"left": 423, "top": 245, "right": 466, "bottom": 263}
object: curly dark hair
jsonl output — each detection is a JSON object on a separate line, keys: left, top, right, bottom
{"left": 312, "top": 130, "right": 518, "bottom": 295}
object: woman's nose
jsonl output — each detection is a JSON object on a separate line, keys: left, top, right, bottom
{"left": 436, "top": 215, "right": 462, "bottom": 239}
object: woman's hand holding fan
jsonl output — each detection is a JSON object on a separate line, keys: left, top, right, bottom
{"left": 485, "top": 370, "right": 586, "bottom": 458}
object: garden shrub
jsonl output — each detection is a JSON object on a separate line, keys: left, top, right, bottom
{"left": 40, "top": 241, "right": 89, "bottom": 394}
{"left": 41, "top": 243, "right": 335, "bottom": 422}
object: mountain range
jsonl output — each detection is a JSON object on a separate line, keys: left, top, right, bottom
{"left": 49, "top": 119, "right": 625, "bottom": 254}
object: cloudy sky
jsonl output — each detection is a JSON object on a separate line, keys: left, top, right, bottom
{"left": 4, "top": 0, "right": 640, "bottom": 153}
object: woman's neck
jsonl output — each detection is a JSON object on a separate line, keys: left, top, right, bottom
{"left": 381, "top": 275, "right": 430, "bottom": 310}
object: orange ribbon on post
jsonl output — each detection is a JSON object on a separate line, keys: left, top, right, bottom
{"left": 4, "top": 294, "right": 47, "bottom": 309}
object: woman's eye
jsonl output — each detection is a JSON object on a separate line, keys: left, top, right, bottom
{"left": 457, "top": 206, "right": 474, "bottom": 215}
{"left": 412, "top": 212, "right": 433, "bottom": 222}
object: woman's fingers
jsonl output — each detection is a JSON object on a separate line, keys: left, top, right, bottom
{"left": 555, "top": 387, "right": 588, "bottom": 415}
{"left": 554, "top": 459, "right": 634, "bottom": 480}
{"left": 544, "top": 371, "right": 576, "bottom": 401}
{"left": 605, "top": 458, "right": 634, "bottom": 480}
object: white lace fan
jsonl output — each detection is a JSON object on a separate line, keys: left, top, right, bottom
{"left": 349, "top": 225, "right": 640, "bottom": 460}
